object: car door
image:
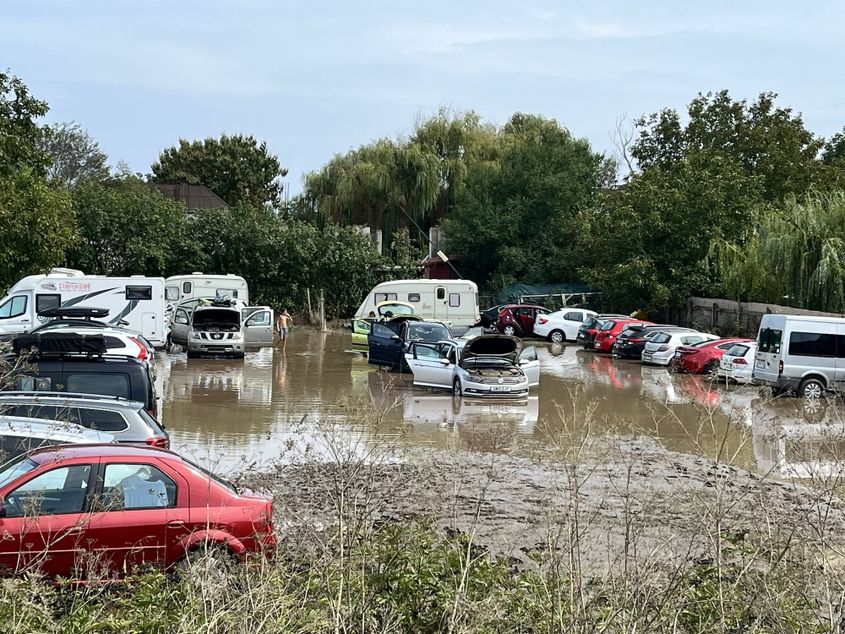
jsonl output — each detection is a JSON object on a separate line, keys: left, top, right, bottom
{"left": 0, "top": 463, "right": 95, "bottom": 577}
{"left": 562, "top": 311, "right": 586, "bottom": 340}
{"left": 170, "top": 307, "right": 190, "bottom": 346}
{"left": 518, "top": 346, "right": 541, "bottom": 386}
{"left": 368, "top": 321, "right": 404, "bottom": 367}
{"left": 82, "top": 460, "right": 190, "bottom": 574}
{"left": 406, "top": 343, "right": 454, "bottom": 389}
{"left": 244, "top": 307, "right": 274, "bottom": 347}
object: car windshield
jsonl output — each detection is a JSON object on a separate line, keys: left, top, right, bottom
{"left": 458, "top": 326, "right": 484, "bottom": 340}
{"left": 407, "top": 323, "right": 451, "bottom": 342}
{"left": 378, "top": 303, "right": 413, "bottom": 317}
{"left": 0, "top": 456, "right": 38, "bottom": 487}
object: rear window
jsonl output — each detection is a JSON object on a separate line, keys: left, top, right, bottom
{"left": 137, "top": 407, "right": 165, "bottom": 432}
{"left": 758, "top": 328, "right": 782, "bottom": 354}
{"left": 564, "top": 312, "right": 583, "bottom": 322}
{"left": 600, "top": 321, "right": 615, "bottom": 331}
{"left": 651, "top": 333, "right": 671, "bottom": 344}
{"left": 78, "top": 408, "right": 129, "bottom": 432}
{"left": 726, "top": 344, "right": 750, "bottom": 357}
{"left": 66, "top": 374, "right": 131, "bottom": 399}
{"left": 788, "top": 331, "right": 836, "bottom": 358}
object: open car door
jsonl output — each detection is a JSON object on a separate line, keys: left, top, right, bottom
{"left": 518, "top": 345, "right": 540, "bottom": 387}
{"left": 368, "top": 321, "right": 404, "bottom": 368}
{"left": 406, "top": 342, "right": 455, "bottom": 389}
{"left": 170, "top": 307, "right": 190, "bottom": 346}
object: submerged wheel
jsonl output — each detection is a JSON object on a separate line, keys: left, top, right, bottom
{"left": 798, "top": 378, "right": 825, "bottom": 399}
{"left": 703, "top": 360, "right": 718, "bottom": 375}
{"left": 453, "top": 377, "right": 463, "bottom": 397}
{"left": 549, "top": 330, "right": 565, "bottom": 344}
{"left": 503, "top": 325, "right": 517, "bottom": 337}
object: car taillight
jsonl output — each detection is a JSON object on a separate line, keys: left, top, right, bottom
{"left": 732, "top": 358, "right": 747, "bottom": 365}
{"left": 629, "top": 337, "right": 643, "bottom": 343}
{"left": 657, "top": 345, "right": 670, "bottom": 352}
{"left": 538, "top": 317, "right": 548, "bottom": 324}
{"left": 129, "top": 336, "right": 148, "bottom": 360}
{"left": 146, "top": 436, "right": 169, "bottom": 449}
{"left": 779, "top": 360, "right": 783, "bottom": 374}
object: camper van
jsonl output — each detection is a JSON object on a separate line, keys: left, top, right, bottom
{"left": 753, "top": 313, "right": 845, "bottom": 398}
{"left": 355, "top": 280, "right": 479, "bottom": 333}
{"left": 165, "top": 273, "right": 249, "bottom": 305}
{"left": 0, "top": 269, "right": 166, "bottom": 347}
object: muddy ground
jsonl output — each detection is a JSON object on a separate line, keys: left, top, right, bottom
{"left": 244, "top": 437, "right": 845, "bottom": 572}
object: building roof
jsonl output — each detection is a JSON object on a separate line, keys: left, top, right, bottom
{"left": 153, "top": 183, "right": 229, "bottom": 210}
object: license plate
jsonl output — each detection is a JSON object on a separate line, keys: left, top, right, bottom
{"left": 642, "top": 354, "right": 652, "bottom": 360}
{"left": 594, "top": 342, "right": 601, "bottom": 349}
{"left": 491, "top": 385, "right": 512, "bottom": 392}
{"left": 756, "top": 360, "right": 766, "bottom": 369}
{"left": 674, "top": 351, "right": 681, "bottom": 358}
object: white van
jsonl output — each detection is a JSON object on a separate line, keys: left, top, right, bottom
{"left": 0, "top": 269, "right": 167, "bottom": 347}
{"left": 753, "top": 313, "right": 845, "bottom": 398}
{"left": 165, "top": 273, "right": 249, "bottom": 305}
{"left": 355, "top": 280, "right": 479, "bottom": 332}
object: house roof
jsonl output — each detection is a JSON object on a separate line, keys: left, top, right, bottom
{"left": 153, "top": 183, "right": 229, "bottom": 210}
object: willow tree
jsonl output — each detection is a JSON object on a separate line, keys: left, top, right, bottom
{"left": 713, "top": 191, "right": 845, "bottom": 311}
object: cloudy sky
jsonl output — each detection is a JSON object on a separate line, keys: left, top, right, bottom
{"left": 3, "top": 0, "right": 843, "bottom": 193}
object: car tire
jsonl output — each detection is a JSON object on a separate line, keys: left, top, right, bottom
{"left": 178, "top": 542, "right": 239, "bottom": 591}
{"left": 503, "top": 325, "right": 517, "bottom": 337}
{"left": 703, "top": 360, "right": 719, "bottom": 375}
{"left": 549, "top": 330, "right": 565, "bottom": 344}
{"left": 798, "top": 378, "right": 825, "bottom": 399}
{"left": 453, "top": 377, "right": 462, "bottom": 397}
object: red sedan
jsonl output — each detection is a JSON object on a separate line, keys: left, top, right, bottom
{"left": 673, "top": 338, "right": 754, "bottom": 374}
{"left": 495, "top": 305, "right": 550, "bottom": 337}
{"left": 593, "top": 319, "right": 651, "bottom": 352}
{"left": 0, "top": 444, "right": 275, "bottom": 578}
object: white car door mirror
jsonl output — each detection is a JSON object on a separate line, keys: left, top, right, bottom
{"left": 440, "top": 358, "right": 450, "bottom": 365}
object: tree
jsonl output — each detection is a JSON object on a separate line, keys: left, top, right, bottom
{"left": 444, "top": 113, "right": 609, "bottom": 289}
{"left": 0, "top": 71, "right": 49, "bottom": 178}
{"left": 40, "top": 122, "right": 110, "bottom": 186}
{"left": 67, "top": 177, "right": 192, "bottom": 276}
{"left": 151, "top": 134, "right": 287, "bottom": 207}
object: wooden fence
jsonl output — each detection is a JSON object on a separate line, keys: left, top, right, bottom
{"left": 681, "top": 297, "right": 845, "bottom": 336}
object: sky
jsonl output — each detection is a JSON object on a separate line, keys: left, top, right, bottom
{"left": 2, "top": 0, "right": 844, "bottom": 194}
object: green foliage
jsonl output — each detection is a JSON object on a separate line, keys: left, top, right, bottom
{"left": 41, "top": 121, "right": 110, "bottom": 187}
{"left": 0, "top": 71, "right": 50, "bottom": 178}
{"left": 67, "top": 177, "right": 191, "bottom": 277}
{"left": 151, "top": 134, "right": 287, "bottom": 207}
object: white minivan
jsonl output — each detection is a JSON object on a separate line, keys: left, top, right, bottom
{"left": 753, "top": 314, "right": 845, "bottom": 398}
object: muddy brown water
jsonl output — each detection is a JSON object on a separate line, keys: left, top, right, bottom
{"left": 157, "top": 330, "right": 845, "bottom": 475}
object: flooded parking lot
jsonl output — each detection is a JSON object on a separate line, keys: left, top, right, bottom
{"left": 158, "top": 330, "right": 845, "bottom": 475}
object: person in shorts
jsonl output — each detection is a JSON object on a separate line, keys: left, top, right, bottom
{"left": 276, "top": 309, "right": 293, "bottom": 347}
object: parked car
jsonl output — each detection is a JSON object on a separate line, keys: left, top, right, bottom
{"left": 641, "top": 331, "right": 719, "bottom": 366}
{"left": 8, "top": 333, "right": 159, "bottom": 418}
{"left": 0, "top": 444, "right": 275, "bottom": 578}
{"left": 578, "top": 314, "right": 628, "bottom": 347}
{"left": 753, "top": 314, "right": 845, "bottom": 398}
{"left": 170, "top": 301, "right": 273, "bottom": 356}
{"left": 351, "top": 301, "right": 415, "bottom": 346}
{"left": 479, "top": 304, "right": 508, "bottom": 330}
{"left": 368, "top": 318, "right": 452, "bottom": 371}
{"left": 0, "top": 392, "right": 168, "bottom": 448}
{"left": 0, "top": 416, "right": 114, "bottom": 460}
{"left": 495, "top": 305, "right": 550, "bottom": 337}
{"left": 673, "top": 338, "right": 754, "bottom": 374}
{"left": 612, "top": 325, "right": 692, "bottom": 359}
{"left": 21, "top": 325, "right": 153, "bottom": 361}
{"left": 718, "top": 341, "right": 757, "bottom": 384}
{"left": 404, "top": 334, "right": 540, "bottom": 398}
{"left": 593, "top": 319, "right": 652, "bottom": 353}
{"left": 533, "top": 308, "right": 597, "bottom": 343}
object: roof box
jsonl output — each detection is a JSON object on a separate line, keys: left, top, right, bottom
{"left": 37, "top": 307, "right": 110, "bottom": 319}
{"left": 13, "top": 333, "right": 108, "bottom": 356}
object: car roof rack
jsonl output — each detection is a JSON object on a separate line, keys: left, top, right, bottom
{"left": 0, "top": 391, "right": 132, "bottom": 403}
{"left": 13, "top": 332, "right": 108, "bottom": 357}
{"left": 37, "top": 307, "right": 110, "bottom": 319}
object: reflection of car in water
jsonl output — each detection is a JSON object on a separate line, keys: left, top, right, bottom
{"left": 402, "top": 393, "right": 539, "bottom": 430}
{"left": 351, "top": 301, "right": 415, "bottom": 347}
{"left": 405, "top": 335, "right": 540, "bottom": 398}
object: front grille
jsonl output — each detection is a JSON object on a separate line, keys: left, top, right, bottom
{"left": 478, "top": 376, "right": 522, "bottom": 385}
{"left": 200, "top": 332, "right": 233, "bottom": 341}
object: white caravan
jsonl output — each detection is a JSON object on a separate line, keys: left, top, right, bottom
{"left": 355, "top": 280, "right": 479, "bottom": 332}
{"left": 0, "top": 269, "right": 167, "bottom": 347}
{"left": 165, "top": 273, "right": 249, "bottom": 305}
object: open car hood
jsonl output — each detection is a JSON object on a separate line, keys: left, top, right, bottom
{"left": 459, "top": 334, "right": 522, "bottom": 366}
{"left": 376, "top": 301, "right": 415, "bottom": 318}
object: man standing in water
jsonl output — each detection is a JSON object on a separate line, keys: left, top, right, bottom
{"left": 276, "top": 308, "right": 293, "bottom": 347}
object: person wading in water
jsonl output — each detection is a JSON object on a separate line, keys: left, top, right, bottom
{"left": 276, "top": 309, "right": 293, "bottom": 348}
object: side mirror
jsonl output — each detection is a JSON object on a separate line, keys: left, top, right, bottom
{"left": 440, "top": 358, "right": 451, "bottom": 365}
{"left": 519, "top": 359, "right": 530, "bottom": 366}
{"left": 391, "top": 335, "right": 400, "bottom": 341}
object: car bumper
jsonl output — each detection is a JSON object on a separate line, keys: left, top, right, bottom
{"left": 188, "top": 341, "right": 243, "bottom": 355}
{"left": 463, "top": 384, "right": 529, "bottom": 397}
{"left": 641, "top": 351, "right": 673, "bottom": 365}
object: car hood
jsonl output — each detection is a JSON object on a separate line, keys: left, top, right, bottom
{"left": 459, "top": 335, "right": 522, "bottom": 366}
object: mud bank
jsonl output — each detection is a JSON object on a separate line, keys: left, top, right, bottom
{"left": 245, "top": 437, "right": 845, "bottom": 571}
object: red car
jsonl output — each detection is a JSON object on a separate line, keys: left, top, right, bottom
{"left": 495, "top": 305, "right": 550, "bottom": 337}
{"left": 673, "top": 338, "right": 754, "bottom": 374}
{"left": 593, "top": 319, "right": 652, "bottom": 352}
{"left": 0, "top": 444, "right": 275, "bottom": 578}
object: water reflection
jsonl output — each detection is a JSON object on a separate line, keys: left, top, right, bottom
{"left": 155, "top": 331, "right": 845, "bottom": 477}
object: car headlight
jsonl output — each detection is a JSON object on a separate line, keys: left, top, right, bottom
{"left": 191, "top": 333, "right": 202, "bottom": 340}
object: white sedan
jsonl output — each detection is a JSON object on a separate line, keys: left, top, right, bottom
{"left": 405, "top": 335, "right": 540, "bottom": 398}
{"left": 641, "top": 331, "right": 718, "bottom": 366}
{"left": 533, "top": 308, "right": 597, "bottom": 343}
{"left": 718, "top": 341, "right": 757, "bottom": 384}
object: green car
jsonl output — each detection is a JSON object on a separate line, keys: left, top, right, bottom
{"left": 352, "top": 301, "right": 415, "bottom": 347}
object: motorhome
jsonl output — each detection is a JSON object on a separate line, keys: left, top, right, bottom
{"left": 0, "top": 269, "right": 167, "bottom": 347}
{"left": 165, "top": 273, "right": 249, "bottom": 305}
{"left": 753, "top": 313, "right": 845, "bottom": 398}
{"left": 355, "top": 280, "right": 479, "bottom": 333}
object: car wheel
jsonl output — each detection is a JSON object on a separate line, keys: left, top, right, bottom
{"left": 503, "top": 325, "right": 516, "bottom": 337}
{"left": 703, "top": 360, "right": 719, "bottom": 375}
{"left": 453, "top": 377, "right": 462, "bottom": 397}
{"left": 798, "top": 378, "right": 825, "bottom": 399}
{"left": 549, "top": 330, "right": 565, "bottom": 344}
{"left": 177, "top": 542, "right": 239, "bottom": 591}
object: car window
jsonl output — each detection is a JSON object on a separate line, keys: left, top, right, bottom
{"left": 600, "top": 321, "right": 615, "bottom": 331}
{"left": 5, "top": 464, "right": 92, "bottom": 517}
{"left": 0, "top": 436, "right": 63, "bottom": 461}
{"left": 78, "top": 408, "right": 129, "bottom": 432}
{"left": 375, "top": 293, "right": 398, "bottom": 303}
{"left": 0, "top": 296, "right": 27, "bottom": 319}
{"left": 407, "top": 323, "right": 450, "bottom": 342}
{"left": 413, "top": 344, "right": 441, "bottom": 360}
{"left": 165, "top": 286, "right": 180, "bottom": 301}
{"left": 726, "top": 344, "right": 750, "bottom": 357}
{"left": 758, "top": 327, "right": 782, "bottom": 354}
{"left": 246, "top": 311, "right": 269, "bottom": 326}
{"left": 174, "top": 308, "right": 189, "bottom": 325}
{"left": 0, "top": 456, "right": 37, "bottom": 488}
{"left": 788, "top": 331, "right": 836, "bottom": 358}
{"left": 652, "top": 333, "right": 670, "bottom": 344}
{"left": 564, "top": 312, "right": 582, "bottom": 322}
{"left": 0, "top": 404, "right": 80, "bottom": 424}
{"left": 372, "top": 323, "right": 397, "bottom": 338}
{"left": 717, "top": 342, "right": 736, "bottom": 350}
{"left": 35, "top": 294, "right": 61, "bottom": 314}
{"left": 66, "top": 374, "right": 131, "bottom": 400}
{"left": 102, "top": 463, "right": 176, "bottom": 510}
{"left": 681, "top": 335, "right": 705, "bottom": 345}
{"left": 14, "top": 376, "right": 53, "bottom": 391}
